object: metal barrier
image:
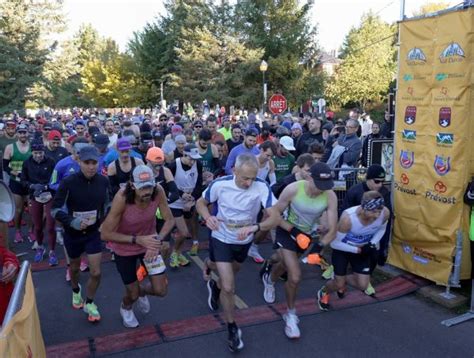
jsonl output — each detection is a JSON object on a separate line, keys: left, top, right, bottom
{"left": 330, "top": 167, "right": 368, "bottom": 212}
{"left": 1, "top": 261, "right": 30, "bottom": 329}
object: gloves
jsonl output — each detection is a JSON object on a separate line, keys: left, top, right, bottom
{"left": 289, "top": 227, "right": 311, "bottom": 250}
{"left": 359, "top": 243, "right": 377, "bottom": 256}
{"left": 70, "top": 218, "right": 83, "bottom": 230}
{"left": 30, "top": 183, "right": 47, "bottom": 192}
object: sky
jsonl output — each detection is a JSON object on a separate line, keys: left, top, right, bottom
{"left": 62, "top": 0, "right": 458, "bottom": 52}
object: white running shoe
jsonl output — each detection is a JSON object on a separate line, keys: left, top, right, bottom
{"left": 135, "top": 296, "right": 151, "bottom": 314}
{"left": 248, "top": 243, "right": 264, "bottom": 263}
{"left": 120, "top": 304, "right": 139, "bottom": 328}
{"left": 283, "top": 312, "right": 300, "bottom": 339}
{"left": 262, "top": 273, "right": 275, "bottom": 304}
{"left": 31, "top": 241, "right": 39, "bottom": 250}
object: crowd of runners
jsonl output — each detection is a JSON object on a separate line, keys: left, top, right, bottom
{"left": 0, "top": 107, "right": 392, "bottom": 352}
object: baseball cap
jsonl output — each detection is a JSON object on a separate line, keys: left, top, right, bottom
{"left": 75, "top": 119, "right": 85, "bottom": 127}
{"left": 245, "top": 128, "right": 258, "bottom": 137}
{"left": 93, "top": 134, "right": 110, "bottom": 147}
{"left": 279, "top": 136, "right": 296, "bottom": 151}
{"left": 174, "top": 134, "right": 186, "bottom": 144}
{"left": 146, "top": 147, "right": 165, "bottom": 163}
{"left": 31, "top": 138, "right": 44, "bottom": 151}
{"left": 6, "top": 119, "right": 16, "bottom": 127}
{"left": 366, "top": 164, "right": 386, "bottom": 180}
{"left": 171, "top": 124, "right": 183, "bottom": 134}
{"left": 78, "top": 145, "right": 99, "bottom": 162}
{"left": 47, "top": 130, "right": 62, "bottom": 141}
{"left": 16, "top": 123, "right": 28, "bottom": 132}
{"left": 117, "top": 138, "right": 132, "bottom": 151}
{"left": 193, "top": 120, "right": 203, "bottom": 127}
{"left": 184, "top": 144, "right": 202, "bottom": 159}
{"left": 132, "top": 165, "right": 155, "bottom": 189}
{"left": 43, "top": 122, "right": 52, "bottom": 130}
{"left": 291, "top": 123, "right": 302, "bottom": 131}
{"left": 310, "top": 162, "right": 334, "bottom": 191}
{"left": 151, "top": 129, "right": 162, "bottom": 139}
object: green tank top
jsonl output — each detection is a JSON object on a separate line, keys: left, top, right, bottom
{"left": 10, "top": 142, "right": 31, "bottom": 176}
{"left": 200, "top": 145, "right": 215, "bottom": 173}
{"left": 287, "top": 180, "right": 328, "bottom": 233}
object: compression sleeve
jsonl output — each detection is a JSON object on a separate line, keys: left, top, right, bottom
{"left": 268, "top": 172, "right": 277, "bottom": 186}
{"left": 369, "top": 222, "right": 388, "bottom": 246}
{"left": 2, "top": 159, "right": 11, "bottom": 175}
{"left": 330, "top": 231, "right": 359, "bottom": 254}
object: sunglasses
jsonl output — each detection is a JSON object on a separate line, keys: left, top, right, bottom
{"left": 194, "top": 126, "right": 202, "bottom": 129}
{"left": 373, "top": 179, "right": 384, "bottom": 184}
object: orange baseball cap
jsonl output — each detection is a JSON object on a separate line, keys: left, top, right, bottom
{"left": 146, "top": 147, "right": 164, "bottom": 163}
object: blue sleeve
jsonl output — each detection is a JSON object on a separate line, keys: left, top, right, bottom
{"left": 225, "top": 148, "right": 237, "bottom": 175}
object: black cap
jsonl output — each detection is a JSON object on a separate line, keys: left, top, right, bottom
{"left": 31, "top": 138, "right": 44, "bottom": 151}
{"left": 16, "top": 123, "right": 28, "bottom": 132}
{"left": 93, "top": 133, "right": 110, "bottom": 146}
{"left": 245, "top": 128, "right": 258, "bottom": 137}
{"left": 366, "top": 164, "right": 386, "bottom": 180}
{"left": 78, "top": 145, "right": 99, "bottom": 162}
{"left": 310, "top": 162, "right": 334, "bottom": 191}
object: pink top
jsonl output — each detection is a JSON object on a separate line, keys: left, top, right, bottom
{"left": 110, "top": 198, "right": 160, "bottom": 256}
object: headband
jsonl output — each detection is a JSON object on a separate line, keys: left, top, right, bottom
{"left": 361, "top": 197, "right": 385, "bottom": 211}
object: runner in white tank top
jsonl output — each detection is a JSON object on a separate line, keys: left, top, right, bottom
{"left": 317, "top": 191, "right": 389, "bottom": 311}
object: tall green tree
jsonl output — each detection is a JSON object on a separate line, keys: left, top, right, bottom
{"left": 412, "top": 1, "right": 450, "bottom": 16}
{"left": 325, "top": 13, "right": 396, "bottom": 110}
{"left": 0, "top": 0, "right": 64, "bottom": 114}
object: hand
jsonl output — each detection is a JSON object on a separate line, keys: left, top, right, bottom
{"left": 2, "top": 263, "right": 18, "bottom": 283}
{"left": 30, "top": 183, "right": 46, "bottom": 192}
{"left": 137, "top": 235, "right": 161, "bottom": 252}
{"left": 70, "top": 218, "right": 88, "bottom": 230}
{"left": 359, "top": 243, "right": 376, "bottom": 256}
{"left": 237, "top": 225, "right": 259, "bottom": 241}
{"left": 203, "top": 258, "right": 212, "bottom": 281}
{"left": 205, "top": 216, "right": 220, "bottom": 231}
{"left": 144, "top": 249, "right": 159, "bottom": 261}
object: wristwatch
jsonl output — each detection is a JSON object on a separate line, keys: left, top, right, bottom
{"left": 131, "top": 235, "right": 137, "bottom": 244}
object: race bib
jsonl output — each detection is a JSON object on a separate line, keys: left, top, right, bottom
{"left": 73, "top": 210, "right": 97, "bottom": 226}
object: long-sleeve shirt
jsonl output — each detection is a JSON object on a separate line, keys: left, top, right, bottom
{"left": 49, "top": 155, "right": 80, "bottom": 191}
{"left": 224, "top": 143, "right": 260, "bottom": 175}
{"left": 337, "top": 133, "right": 362, "bottom": 167}
{"left": 21, "top": 156, "right": 56, "bottom": 199}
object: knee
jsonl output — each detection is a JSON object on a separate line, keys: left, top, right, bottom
{"left": 220, "top": 282, "right": 235, "bottom": 296}
{"left": 151, "top": 284, "right": 167, "bottom": 297}
{"left": 287, "top": 272, "right": 301, "bottom": 286}
{"left": 89, "top": 268, "right": 101, "bottom": 280}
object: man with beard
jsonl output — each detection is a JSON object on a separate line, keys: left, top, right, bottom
{"left": 45, "top": 130, "right": 69, "bottom": 164}
{"left": 104, "top": 119, "right": 118, "bottom": 148}
{"left": 100, "top": 165, "right": 175, "bottom": 328}
{"left": 224, "top": 128, "right": 259, "bottom": 175}
{"left": 226, "top": 125, "right": 242, "bottom": 153}
{"left": 196, "top": 129, "right": 221, "bottom": 186}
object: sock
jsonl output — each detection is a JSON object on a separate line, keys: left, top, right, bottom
{"left": 72, "top": 287, "right": 80, "bottom": 294}
{"left": 86, "top": 298, "right": 93, "bottom": 304}
{"left": 227, "top": 321, "right": 237, "bottom": 332}
{"left": 287, "top": 308, "right": 296, "bottom": 316}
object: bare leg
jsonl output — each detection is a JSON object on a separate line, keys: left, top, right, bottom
{"left": 85, "top": 252, "right": 102, "bottom": 299}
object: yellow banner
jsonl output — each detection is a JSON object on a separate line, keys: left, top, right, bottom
{"left": 388, "top": 8, "right": 474, "bottom": 284}
{"left": 0, "top": 271, "right": 46, "bottom": 358}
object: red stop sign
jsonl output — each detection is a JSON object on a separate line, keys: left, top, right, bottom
{"left": 268, "top": 94, "right": 287, "bottom": 115}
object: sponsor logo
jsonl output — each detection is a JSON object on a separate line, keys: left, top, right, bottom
{"left": 402, "top": 243, "right": 412, "bottom": 254}
{"left": 436, "top": 133, "right": 453, "bottom": 146}
{"left": 439, "top": 107, "right": 451, "bottom": 127}
{"left": 403, "top": 74, "right": 427, "bottom": 82}
{"left": 434, "top": 87, "right": 461, "bottom": 102}
{"left": 425, "top": 181, "right": 456, "bottom": 205}
{"left": 406, "top": 47, "right": 427, "bottom": 65}
{"left": 394, "top": 182, "right": 417, "bottom": 196}
{"left": 403, "top": 74, "right": 413, "bottom": 82}
{"left": 439, "top": 42, "right": 465, "bottom": 63}
{"left": 401, "top": 173, "right": 410, "bottom": 185}
{"left": 435, "top": 72, "right": 464, "bottom": 81}
{"left": 413, "top": 255, "right": 429, "bottom": 264}
{"left": 433, "top": 155, "right": 451, "bottom": 176}
{"left": 401, "top": 88, "right": 424, "bottom": 102}
{"left": 402, "top": 129, "right": 416, "bottom": 142}
{"left": 400, "top": 150, "right": 414, "bottom": 169}
{"left": 404, "top": 106, "right": 416, "bottom": 125}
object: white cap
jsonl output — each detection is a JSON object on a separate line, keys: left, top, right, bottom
{"left": 279, "top": 136, "right": 295, "bottom": 151}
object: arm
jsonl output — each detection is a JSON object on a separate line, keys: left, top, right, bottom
{"left": 2, "top": 144, "right": 12, "bottom": 175}
{"left": 369, "top": 208, "right": 390, "bottom": 245}
{"left": 51, "top": 179, "right": 83, "bottom": 230}
{"left": 224, "top": 148, "right": 236, "bottom": 175}
{"left": 107, "top": 162, "right": 120, "bottom": 195}
{"left": 163, "top": 167, "right": 180, "bottom": 203}
{"left": 268, "top": 160, "right": 276, "bottom": 186}
{"left": 49, "top": 162, "right": 62, "bottom": 191}
{"left": 155, "top": 185, "right": 175, "bottom": 239}
{"left": 342, "top": 139, "right": 362, "bottom": 165}
{"left": 329, "top": 212, "right": 359, "bottom": 253}
{"left": 191, "top": 161, "right": 203, "bottom": 199}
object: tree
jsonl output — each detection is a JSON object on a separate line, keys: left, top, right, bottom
{"left": 0, "top": 0, "right": 64, "bottom": 114}
{"left": 412, "top": 1, "right": 450, "bottom": 16}
{"left": 325, "top": 13, "right": 396, "bottom": 110}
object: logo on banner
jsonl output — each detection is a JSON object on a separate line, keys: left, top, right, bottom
{"left": 439, "top": 42, "right": 465, "bottom": 63}
{"left": 426, "top": 181, "right": 456, "bottom": 205}
{"left": 401, "top": 173, "right": 410, "bottom": 185}
{"left": 402, "top": 243, "right": 412, "bottom": 254}
{"left": 435, "top": 72, "right": 464, "bottom": 81}
{"left": 434, "top": 87, "right": 461, "bottom": 102}
{"left": 403, "top": 74, "right": 413, "bottom": 82}
{"left": 433, "top": 155, "right": 451, "bottom": 176}
{"left": 404, "top": 106, "right": 416, "bottom": 125}
{"left": 402, "top": 129, "right": 416, "bottom": 142}
{"left": 404, "top": 73, "right": 427, "bottom": 82}
{"left": 394, "top": 173, "right": 417, "bottom": 196}
{"left": 434, "top": 181, "right": 447, "bottom": 194}
{"left": 436, "top": 133, "right": 454, "bottom": 146}
{"left": 400, "top": 150, "right": 414, "bottom": 169}
{"left": 407, "top": 47, "right": 427, "bottom": 65}
{"left": 439, "top": 107, "right": 451, "bottom": 127}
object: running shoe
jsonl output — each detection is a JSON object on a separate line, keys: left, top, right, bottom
{"left": 228, "top": 326, "right": 244, "bottom": 352}
{"left": 262, "top": 273, "right": 275, "bottom": 304}
{"left": 120, "top": 304, "right": 139, "bottom": 328}
{"left": 80, "top": 257, "right": 89, "bottom": 272}
{"left": 248, "top": 243, "right": 264, "bottom": 263}
{"left": 169, "top": 252, "right": 179, "bottom": 269}
{"left": 84, "top": 302, "right": 101, "bottom": 322}
{"left": 207, "top": 279, "right": 220, "bottom": 311}
{"left": 259, "top": 259, "right": 273, "bottom": 280}
{"left": 56, "top": 228, "right": 64, "bottom": 246}
{"left": 31, "top": 241, "right": 39, "bottom": 250}
{"left": 34, "top": 247, "right": 45, "bottom": 263}
{"left": 48, "top": 251, "right": 59, "bottom": 266}
{"left": 364, "top": 282, "right": 376, "bottom": 296}
{"left": 28, "top": 231, "right": 36, "bottom": 243}
{"left": 177, "top": 253, "right": 190, "bottom": 267}
{"left": 189, "top": 243, "right": 199, "bottom": 256}
{"left": 72, "top": 285, "right": 84, "bottom": 309}
{"left": 66, "top": 267, "right": 71, "bottom": 282}
{"left": 317, "top": 287, "right": 330, "bottom": 311}
{"left": 14, "top": 230, "right": 23, "bottom": 243}
{"left": 322, "top": 265, "right": 334, "bottom": 280}
{"left": 135, "top": 296, "right": 150, "bottom": 314}
{"left": 283, "top": 312, "right": 300, "bottom": 339}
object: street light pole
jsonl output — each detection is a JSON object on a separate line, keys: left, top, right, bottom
{"left": 260, "top": 60, "right": 268, "bottom": 114}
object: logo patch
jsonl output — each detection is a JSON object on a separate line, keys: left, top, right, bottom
{"left": 439, "top": 107, "right": 451, "bottom": 127}
{"left": 434, "top": 181, "right": 447, "bottom": 194}
{"left": 401, "top": 173, "right": 410, "bottom": 185}
{"left": 400, "top": 150, "right": 414, "bottom": 169}
{"left": 436, "top": 133, "right": 453, "bottom": 146}
{"left": 433, "top": 155, "right": 451, "bottom": 176}
{"left": 404, "top": 106, "right": 416, "bottom": 125}
{"left": 403, "top": 74, "right": 413, "bottom": 82}
{"left": 439, "top": 42, "right": 465, "bottom": 63}
{"left": 402, "top": 129, "right": 416, "bottom": 141}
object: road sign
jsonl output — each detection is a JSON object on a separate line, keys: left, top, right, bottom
{"left": 269, "top": 94, "right": 287, "bottom": 114}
